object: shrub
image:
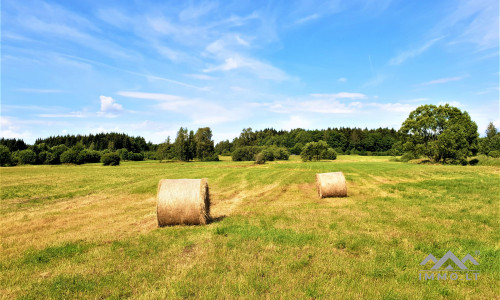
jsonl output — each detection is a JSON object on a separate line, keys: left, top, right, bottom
{"left": 273, "top": 147, "right": 290, "bottom": 160}
{"left": 321, "top": 148, "right": 337, "bottom": 160}
{"left": 232, "top": 146, "right": 263, "bottom": 161}
{"left": 60, "top": 150, "right": 78, "bottom": 164}
{"left": 469, "top": 158, "right": 479, "bottom": 166}
{"left": 0, "top": 145, "right": 12, "bottom": 166}
{"left": 37, "top": 151, "right": 50, "bottom": 164}
{"left": 128, "top": 152, "right": 145, "bottom": 161}
{"left": 254, "top": 152, "right": 266, "bottom": 164}
{"left": 45, "top": 152, "right": 58, "bottom": 165}
{"left": 117, "top": 148, "right": 129, "bottom": 161}
{"left": 260, "top": 148, "right": 275, "bottom": 161}
{"left": 17, "top": 149, "right": 37, "bottom": 165}
{"left": 201, "top": 154, "right": 219, "bottom": 161}
{"left": 290, "top": 143, "right": 304, "bottom": 155}
{"left": 76, "top": 150, "right": 101, "bottom": 164}
{"left": 50, "top": 145, "right": 68, "bottom": 164}
{"left": 101, "top": 152, "right": 120, "bottom": 166}
{"left": 399, "top": 152, "right": 418, "bottom": 162}
{"left": 489, "top": 150, "right": 500, "bottom": 158}
{"left": 301, "top": 140, "right": 329, "bottom": 161}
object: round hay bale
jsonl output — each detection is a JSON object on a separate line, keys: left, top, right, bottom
{"left": 157, "top": 178, "right": 210, "bottom": 226}
{"left": 316, "top": 172, "right": 347, "bottom": 198}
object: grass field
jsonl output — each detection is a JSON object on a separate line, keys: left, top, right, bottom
{"left": 0, "top": 155, "right": 499, "bottom": 299}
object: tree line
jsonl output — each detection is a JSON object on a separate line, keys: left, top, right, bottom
{"left": 1, "top": 104, "right": 499, "bottom": 167}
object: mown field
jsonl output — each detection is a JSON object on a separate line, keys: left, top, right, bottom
{"left": 0, "top": 155, "right": 498, "bottom": 299}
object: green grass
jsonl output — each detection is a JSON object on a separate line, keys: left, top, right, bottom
{"left": 0, "top": 155, "right": 499, "bottom": 299}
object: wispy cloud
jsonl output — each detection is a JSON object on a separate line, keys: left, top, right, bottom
{"left": 185, "top": 74, "right": 216, "bottom": 80}
{"left": 337, "top": 77, "right": 347, "bottom": 83}
{"left": 203, "top": 55, "right": 291, "bottom": 81}
{"left": 15, "top": 88, "right": 64, "bottom": 93}
{"left": 116, "top": 91, "right": 186, "bottom": 101}
{"left": 295, "top": 14, "right": 320, "bottom": 24}
{"left": 38, "top": 113, "right": 87, "bottom": 118}
{"left": 310, "top": 92, "right": 367, "bottom": 100}
{"left": 389, "top": 36, "right": 444, "bottom": 65}
{"left": 367, "top": 102, "right": 416, "bottom": 113}
{"left": 434, "top": 0, "right": 499, "bottom": 51}
{"left": 116, "top": 91, "right": 246, "bottom": 125}
{"left": 418, "top": 75, "right": 467, "bottom": 86}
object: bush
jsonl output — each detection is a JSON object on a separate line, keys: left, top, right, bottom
{"left": 38, "top": 151, "right": 50, "bottom": 164}
{"left": 50, "top": 145, "right": 68, "bottom": 164}
{"left": 489, "top": 150, "right": 500, "bottom": 158}
{"left": 201, "top": 154, "right": 219, "bottom": 161}
{"left": 290, "top": 143, "right": 304, "bottom": 155}
{"left": 399, "top": 152, "right": 418, "bottom": 162}
{"left": 0, "top": 145, "right": 12, "bottom": 166}
{"left": 260, "top": 148, "right": 275, "bottom": 161}
{"left": 76, "top": 150, "right": 101, "bottom": 164}
{"left": 301, "top": 140, "right": 329, "bottom": 161}
{"left": 469, "top": 158, "right": 479, "bottom": 166}
{"left": 273, "top": 147, "right": 290, "bottom": 160}
{"left": 60, "top": 150, "right": 78, "bottom": 164}
{"left": 232, "top": 146, "right": 263, "bottom": 161}
{"left": 17, "top": 149, "right": 37, "bottom": 165}
{"left": 101, "top": 152, "right": 120, "bottom": 166}
{"left": 128, "top": 152, "right": 145, "bottom": 161}
{"left": 221, "top": 150, "right": 232, "bottom": 156}
{"left": 321, "top": 148, "right": 337, "bottom": 160}
{"left": 254, "top": 152, "right": 266, "bottom": 164}
{"left": 45, "top": 152, "right": 58, "bottom": 165}
{"left": 117, "top": 148, "right": 129, "bottom": 161}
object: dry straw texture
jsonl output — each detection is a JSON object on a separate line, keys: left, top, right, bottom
{"left": 316, "top": 172, "right": 347, "bottom": 198}
{"left": 157, "top": 178, "right": 210, "bottom": 226}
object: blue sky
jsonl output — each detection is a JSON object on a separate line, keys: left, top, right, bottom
{"left": 1, "top": 0, "right": 499, "bottom": 144}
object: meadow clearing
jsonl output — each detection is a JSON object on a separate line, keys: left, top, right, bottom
{"left": 0, "top": 155, "right": 498, "bottom": 299}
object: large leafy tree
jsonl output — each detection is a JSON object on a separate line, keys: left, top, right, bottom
{"left": 479, "top": 122, "right": 500, "bottom": 155}
{"left": 194, "top": 127, "right": 215, "bottom": 160}
{"left": 174, "top": 127, "right": 190, "bottom": 161}
{"left": 399, "top": 104, "right": 478, "bottom": 163}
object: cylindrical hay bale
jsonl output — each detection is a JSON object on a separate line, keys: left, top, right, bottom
{"left": 316, "top": 172, "right": 347, "bottom": 198}
{"left": 157, "top": 178, "right": 210, "bottom": 226}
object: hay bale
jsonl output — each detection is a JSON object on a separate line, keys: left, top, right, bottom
{"left": 316, "top": 172, "right": 347, "bottom": 198}
{"left": 157, "top": 178, "right": 210, "bottom": 226}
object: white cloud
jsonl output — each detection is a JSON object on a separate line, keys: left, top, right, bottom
{"left": 337, "top": 77, "right": 347, "bottom": 83}
{"left": 367, "top": 102, "right": 416, "bottom": 113}
{"left": 116, "top": 91, "right": 246, "bottom": 125}
{"left": 364, "top": 73, "right": 387, "bottom": 87}
{"left": 116, "top": 91, "right": 186, "bottom": 101}
{"left": 437, "top": 101, "right": 464, "bottom": 108}
{"left": 419, "top": 75, "right": 467, "bottom": 86}
{"left": 100, "top": 96, "right": 123, "bottom": 113}
{"left": 296, "top": 14, "right": 321, "bottom": 24}
{"left": 434, "top": 0, "right": 499, "bottom": 51}
{"left": 185, "top": 73, "right": 216, "bottom": 80}
{"left": 310, "top": 92, "right": 367, "bottom": 100}
{"left": 203, "top": 55, "right": 290, "bottom": 81}
{"left": 280, "top": 115, "right": 311, "bottom": 130}
{"left": 265, "top": 97, "right": 362, "bottom": 114}
{"left": 16, "top": 88, "right": 63, "bottom": 93}
{"left": 39, "top": 113, "right": 87, "bottom": 118}
{"left": 0, "top": 117, "right": 32, "bottom": 139}
{"left": 389, "top": 36, "right": 444, "bottom": 65}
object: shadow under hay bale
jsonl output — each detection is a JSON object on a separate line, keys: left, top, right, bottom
{"left": 316, "top": 172, "right": 347, "bottom": 198}
{"left": 157, "top": 178, "right": 210, "bottom": 226}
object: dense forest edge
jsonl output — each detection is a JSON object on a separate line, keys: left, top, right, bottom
{"left": 1, "top": 105, "right": 499, "bottom": 167}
